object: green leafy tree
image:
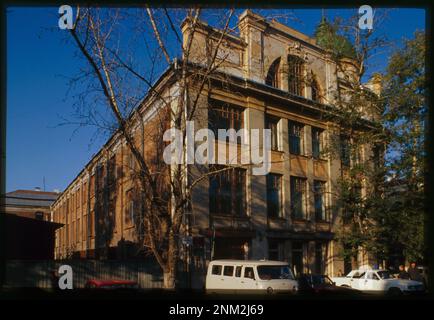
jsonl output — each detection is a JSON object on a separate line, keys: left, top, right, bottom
{"left": 380, "top": 31, "right": 426, "bottom": 263}
{"left": 315, "top": 16, "right": 357, "bottom": 60}
{"left": 314, "top": 13, "right": 387, "bottom": 266}
{"left": 315, "top": 14, "right": 426, "bottom": 267}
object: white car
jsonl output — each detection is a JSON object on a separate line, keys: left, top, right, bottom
{"left": 205, "top": 259, "right": 298, "bottom": 294}
{"left": 332, "top": 269, "right": 425, "bottom": 295}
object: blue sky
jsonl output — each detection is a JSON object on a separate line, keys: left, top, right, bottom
{"left": 6, "top": 6, "right": 426, "bottom": 192}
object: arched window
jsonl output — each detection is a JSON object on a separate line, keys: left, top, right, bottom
{"left": 311, "top": 77, "right": 321, "bottom": 103}
{"left": 266, "top": 58, "right": 281, "bottom": 88}
{"left": 287, "top": 55, "right": 304, "bottom": 96}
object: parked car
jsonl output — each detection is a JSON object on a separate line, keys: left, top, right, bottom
{"left": 205, "top": 259, "right": 298, "bottom": 294}
{"left": 331, "top": 269, "right": 425, "bottom": 295}
{"left": 390, "top": 265, "right": 428, "bottom": 285}
{"left": 85, "top": 279, "right": 139, "bottom": 290}
{"left": 297, "top": 274, "right": 362, "bottom": 296}
{"left": 417, "top": 266, "right": 429, "bottom": 286}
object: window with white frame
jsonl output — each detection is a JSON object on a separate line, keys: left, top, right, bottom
{"left": 290, "top": 176, "right": 307, "bottom": 219}
{"left": 314, "top": 180, "right": 326, "bottom": 221}
{"left": 267, "top": 173, "right": 282, "bottom": 218}
{"left": 265, "top": 115, "right": 280, "bottom": 151}
{"left": 289, "top": 121, "right": 304, "bottom": 155}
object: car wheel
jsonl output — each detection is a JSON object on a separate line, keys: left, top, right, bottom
{"left": 387, "top": 287, "right": 402, "bottom": 297}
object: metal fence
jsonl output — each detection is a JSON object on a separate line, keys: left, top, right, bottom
{"left": 4, "top": 260, "right": 164, "bottom": 289}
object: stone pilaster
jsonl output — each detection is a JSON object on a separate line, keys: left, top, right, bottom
{"left": 245, "top": 106, "right": 268, "bottom": 259}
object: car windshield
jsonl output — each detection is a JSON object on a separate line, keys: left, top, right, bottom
{"left": 352, "top": 272, "right": 365, "bottom": 278}
{"left": 257, "top": 265, "right": 294, "bottom": 280}
{"left": 377, "top": 271, "right": 391, "bottom": 279}
{"left": 311, "top": 275, "right": 333, "bottom": 285}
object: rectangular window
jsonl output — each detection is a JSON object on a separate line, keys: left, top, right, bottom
{"left": 209, "top": 167, "right": 246, "bottom": 216}
{"left": 354, "top": 184, "right": 362, "bottom": 205}
{"left": 83, "top": 181, "right": 88, "bottom": 206}
{"left": 66, "top": 211, "right": 69, "bottom": 245}
{"left": 235, "top": 266, "right": 242, "bottom": 277}
{"left": 373, "top": 144, "right": 382, "bottom": 169}
{"left": 265, "top": 116, "right": 279, "bottom": 151}
{"left": 223, "top": 266, "right": 234, "bottom": 277}
{"left": 244, "top": 267, "right": 255, "bottom": 280}
{"left": 126, "top": 190, "right": 132, "bottom": 224}
{"left": 129, "top": 200, "right": 134, "bottom": 224}
{"left": 292, "top": 241, "right": 304, "bottom": 276}
{"left": 212, "top": 265, "right": 222, "bottom": 275}
{"left": 90, "top": 211, "right": 95, "bottom": 238}
{"left": 76, "top": 217, "right": 80, "bottom": 243}
{"left": 314, "top": 180, "right": 326, "bottom": 221}
{"left": 312, "top": 127, "right": 323, "bottom": 159}
{"left": 268, "top": 240, "right": 279, "bottom": 261}
{"left": 109, "top": 197, "right": 116, "bottom": 231}
{"left": 83, "top": 214, "right": 87, "bottom": 240}
{"left": 77, "top": 188, "right": 81, "bottom": 209}
{"left": 290, "top": 176, "right": 306, "bottom": 219}
{"left": 108, "top": 155, "right": 116, "bottom": 185}
{"left": 71, "top": 221, "right": 75, "bottom": 245}
{"left": 315, "top": 242, "right": 325, "bottom": 274}
{"left": 267, "top": 174, "right": 282, "bottom": 218}
{"left": 340, "top": 135, "right": 350, "bottom": 167}
{"left": 90, "top": 174, "right": 95, "bottom": 195}
{"left": 208, "top": 101, "right": 243, "bottom": 140}
{"left": 96, "top": 164, "right": 105, "bottom": 191}
{"left": 289, "top": 121, "right": 304, "bottom": 155}
{"left": 61, "top": 228, "right": 64, "bottom": 249}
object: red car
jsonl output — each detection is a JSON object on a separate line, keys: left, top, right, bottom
{"left": 85, "top": 279, "right": 139, "bottom": 289}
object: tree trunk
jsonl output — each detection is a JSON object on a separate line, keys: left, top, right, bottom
{"left": 163, "top": 271, "right": 176, "bottom": 289}
{"left": 163, "top": 231, "right": 178, "bottom": 289}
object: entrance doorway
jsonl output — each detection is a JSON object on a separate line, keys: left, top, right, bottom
{"left": 213, "top": 237, "right": 250, "bottom": 260}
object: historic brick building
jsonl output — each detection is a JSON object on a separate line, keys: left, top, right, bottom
{"left": 3, "top": 189, "right": 59, "bottom": 221}
{"left": 1, "top": 189, "right": 61, "bottom": 259}
{"left": 52, "top": 10, "right": 379, "bottom": 279}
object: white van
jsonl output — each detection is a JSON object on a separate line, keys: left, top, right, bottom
{"left": 205, "top": 259, "right": 298, "bottom": 294}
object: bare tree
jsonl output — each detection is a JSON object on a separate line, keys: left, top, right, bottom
{"left": 64, "top": 7, "right": 300, "bottom": 288}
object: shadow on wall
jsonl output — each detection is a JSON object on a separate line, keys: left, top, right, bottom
{"left": 93, "top": 157, "right": 118, "bottom": 259}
